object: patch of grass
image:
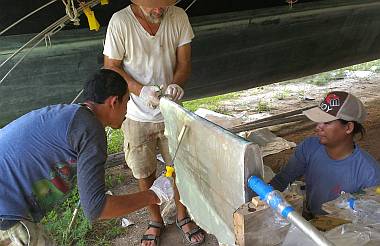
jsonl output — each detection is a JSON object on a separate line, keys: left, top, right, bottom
{"left": 274, "top": 89, "right": 291, "bottom": 100}
{"left": 256, "top": 100, "right": 271, "bottom": 112}
{"left": 281, "top": 59, "right": 380, "bottom": 86}
{"left": 306, "top": 73, "right": 332, "bottom": 86}
{"left": 297, "top": 89, "right": 306, "bottom": 98}
{"left": 41, "top": 187, "right": 91, "bottom": 245}
{"left": 330, "top": 69, "right": 346, "bottom": 79}
{"left": 107, "top": 129, "right": 124, "bottom": 154}
{"left": 86, "top": 219, "right": 124, "bottom": 246}
{"left": 349, "top": 59, "right": 380, "bottom": 71}
{"left": 42, "top": 185, "right": 125, "bottom": 245}
{"left": 183, "top": 92, "right": 239, "bottom": 112}
{"left": 105, "top": 173, "right": 126, "bottom": 189}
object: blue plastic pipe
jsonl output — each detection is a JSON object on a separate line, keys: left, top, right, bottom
{"left": 248, "top": 176, "right": 334, "bottom": 246}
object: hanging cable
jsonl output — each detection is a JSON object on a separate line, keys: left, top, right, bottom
{"left": 184, "top": 0, "right": 198, "bottom": 12}
{"left": 0, "top": 0, "right": 59, "bottom": 36}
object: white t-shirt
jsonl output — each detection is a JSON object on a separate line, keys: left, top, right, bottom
{"left": 103, "top": 5, "right": 194, "bottom": 122}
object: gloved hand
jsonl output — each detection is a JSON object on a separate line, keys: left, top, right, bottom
{"left": 140, "top": 85, "right": 161, "bottom": 108}
{"left": 149, "top": 175, "right": 174, "bottom": 205}
{"left": 165, "top": 84, "right": 184, "bottom": 102}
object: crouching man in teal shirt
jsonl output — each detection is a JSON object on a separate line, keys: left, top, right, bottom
{"left": 270, "top": 91, "right": 380, "bottom": 217}
{"left": 0, "top": 69, "right": 173, "bottom": 245}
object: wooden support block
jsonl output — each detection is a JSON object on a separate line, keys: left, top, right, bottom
{"left": 251, "top": 196, "right": 268, "bottom": 210}
{"left": 233, "top": 193, "right": 303, "bottom": 246}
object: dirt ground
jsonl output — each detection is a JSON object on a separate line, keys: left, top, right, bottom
{"left": 108, "top": 73, "right": 380, "bottom": 245}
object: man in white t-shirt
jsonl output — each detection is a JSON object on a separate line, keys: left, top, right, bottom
{"left": 103, "top": 0, "right": 205, "bottom": 245}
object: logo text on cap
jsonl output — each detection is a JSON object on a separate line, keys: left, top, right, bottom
{"left": 320, "top": 94, "right": 341, "bottom": 113}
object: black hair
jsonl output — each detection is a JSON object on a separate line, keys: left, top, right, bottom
{"left": 83, "top": 69, "right": 128, "bottom": 103}
{"left": 338, "top": 119, "right": 366, "bottom": 140}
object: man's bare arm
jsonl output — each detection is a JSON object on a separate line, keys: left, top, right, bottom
{"left": 103, "top": 56, "right": 143, "bottom": 95}
{"left": 97, "top": 191, "right": 159, "bottom": 220}
{"left": 172, "top": 43, "right": 192, "bottom": 88}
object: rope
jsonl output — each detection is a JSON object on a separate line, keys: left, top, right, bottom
{"left": 0, "top": 0, "right": 101, "bottom": 84}
{"left": 0, "top": 36, "right": 47, "bottom": 85}
{"left": 0, "top": 0, "right": 59, "bottom": 36}
{"left": 0, "top": 24, "right": 65, "bottom": 85}
{"left": 61, "top": 0, "right": 80, "bottom": 25}
{"left": 70, "top": 89, "right": 83, "bottom": 104}
{"left": 287, "top": 0, "right": 298, "bottom": 8}
{"left": 44, "top": 34, "right": 52, "bottom": 48}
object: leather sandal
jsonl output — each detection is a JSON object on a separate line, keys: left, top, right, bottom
{"left": 141, "top": 221, "right": 164, "bottom": 246}
{"left": 176, "top": 216, "right": 205, "bottom": 245}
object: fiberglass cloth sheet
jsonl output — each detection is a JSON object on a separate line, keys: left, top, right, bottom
{"left": 160, "top": 98, "right": 263, "bottom": 245}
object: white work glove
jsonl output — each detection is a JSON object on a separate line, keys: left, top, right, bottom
{"left": 140, "top": 85, "right": 161, "bottom": 108}
{"left": 165, "top": 84, "right": 184, "bottom": 102}
{"left": 149, "top": 175, "right": 174, "bottom": 205}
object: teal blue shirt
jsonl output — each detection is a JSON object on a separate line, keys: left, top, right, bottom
{"left": 270, "top": 137, "right": 380, "bottom": 215}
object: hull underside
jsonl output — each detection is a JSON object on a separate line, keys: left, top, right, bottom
{"left": 1, "top": 0, "right": 380, "bottom": 126}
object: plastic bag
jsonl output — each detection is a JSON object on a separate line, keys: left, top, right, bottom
{"left": 161, "top": 198, "right": 176, "bottom": 225}
{"left": 282, "top": 223, "right": 380, "bottom": 246}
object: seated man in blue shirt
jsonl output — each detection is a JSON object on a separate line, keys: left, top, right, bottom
{"left": 0, "top": 69, "right": 173, "bottom": 245}
{"left": 269, "top": 91, "right": 380, "bottom": 217}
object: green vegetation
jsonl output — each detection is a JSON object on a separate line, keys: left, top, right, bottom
{"left": 105, "top": 173, "right": 126, "bottom": 189}
{"left": 107, "top": 128, "right": 124, "bottom": 154}
{"left": 182, "top": 92, "right": 239, "bottom": 112}
{"left": 281, "top": 59, "right": 380, "bottom": 86}
{"left": 348, "top": 59, "right": 380, "bottom": 72}
{"left": 256, "top": 100, "right": 271, "bottom": 112}
{"left": 274, "top": 89, "right": 291, "bottom": 100}
{"left": 41, "top": 188, "right": 89, "bottom": 245}
{"left": 42, "top": 175, "right": 125, "bottom": 245}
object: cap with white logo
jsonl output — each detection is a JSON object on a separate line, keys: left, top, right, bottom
{"left": 303, "top": 91, "right": 367, "bottom": 124}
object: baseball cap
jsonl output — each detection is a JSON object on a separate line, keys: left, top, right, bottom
{"left": 131, "top": 0, "right": 176, "bottom": 8}
{"left": 303, "top": 91, "right": 367, "bottom": 124}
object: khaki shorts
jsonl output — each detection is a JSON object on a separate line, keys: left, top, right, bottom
{"left": 122, "top": 118, "right": 172, "bottom": 179}
{"left": 0, "top": 220, "right": 55, "bottom": 246}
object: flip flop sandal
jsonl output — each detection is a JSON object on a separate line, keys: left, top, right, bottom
{"left": 176, "top": 216, "right": 205, "bottom": 245}
{"left": 141, "top": 221, "right": 164, "bottom": 246}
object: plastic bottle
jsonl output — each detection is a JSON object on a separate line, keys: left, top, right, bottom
{"left": 347, "top": 198, "right": 380, "bottom": 225}
{"left": 335, "top": 191, "right": 354, "bottom": 209}
{"left": 248, "top": 176, "right": 334, "bottom": 246}
{"left": 248, "top": 176, "right": 294, "bottom": 218}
